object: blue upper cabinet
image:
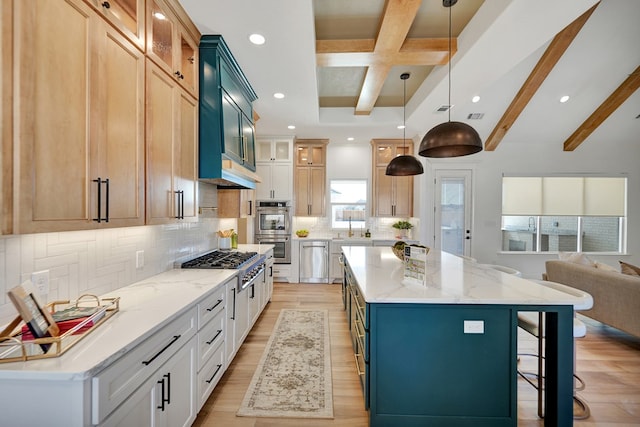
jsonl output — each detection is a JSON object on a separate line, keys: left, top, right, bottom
{"left": 199, "top": 35, "right": 258, "bottom": 187}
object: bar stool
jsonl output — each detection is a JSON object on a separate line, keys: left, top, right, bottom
{"left": 477, "top": 263, "right": 522, "bottom": 277}
{"left": 517, "top": 280, "right": 593, "bottom": 419}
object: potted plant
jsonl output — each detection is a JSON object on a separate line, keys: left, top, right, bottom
{"left": 392, "top": 220, "right": 413, "bottom": 238}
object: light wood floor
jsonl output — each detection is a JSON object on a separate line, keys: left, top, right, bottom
{"left": 193, "top": 283, "right": 640, "bottom": 426}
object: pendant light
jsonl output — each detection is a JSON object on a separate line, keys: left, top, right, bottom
{"left": 418, "top": 0, "right": 482, "bottom": 158}
{"left": 386, "top": 73, "right": 424, "bottom": 176}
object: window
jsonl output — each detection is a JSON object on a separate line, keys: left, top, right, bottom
{"left": 501, "top": 176, "right": 627, "bottom": 253}
{"left": 330, "top": 180, "right": 367, "bottom": 229}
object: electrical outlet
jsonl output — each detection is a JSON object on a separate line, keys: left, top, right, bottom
{"left": 136, "top": 250, "right": 144, "bottom": 269}
{"left": 31, "top": 270, "right": 50, "bottom": 298}
{"left": 463, "top": 320, "right": 484, "bottom": 334}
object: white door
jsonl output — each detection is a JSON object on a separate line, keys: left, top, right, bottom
{"left": 434, "top": 170, "right": 473, "bottom": 257}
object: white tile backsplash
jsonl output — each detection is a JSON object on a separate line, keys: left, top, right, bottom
{"left": 0, "top": 218, "right": 225, "bottom": 327}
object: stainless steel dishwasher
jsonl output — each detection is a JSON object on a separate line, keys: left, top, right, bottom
{"left": 299, "top": 240, "right": 329, "bottom": 283}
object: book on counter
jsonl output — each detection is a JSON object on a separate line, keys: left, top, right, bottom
{"left": 21, "top": 305, "right": 106, "bottom": 341}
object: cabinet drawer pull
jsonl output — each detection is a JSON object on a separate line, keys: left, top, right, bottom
{"left": 205, "top": 364, "right": 223, "bottom": 383}
{"left": 206, "top": 329, "right": 222, "bottom": 345}
{"left": 206, "top": 299, "right": 223, "bottom": 312}
{"left": 142, "top": 335, "right": 181, "bottom": 366}
{"left": 101, "top": 1, "right": 111, "bottom": 9}
{"left": 353, "top": 352, "right": 365, "bottom": 376}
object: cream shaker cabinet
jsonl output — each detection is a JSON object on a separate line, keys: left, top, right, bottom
{"left": 86, "top": 0, "right": 146, "bottom": 51}
{"left": 146, "top": 0, "right": 198, "bottom": 98}
{"left": 1, "top": 1, "right": 12, "bottom": 234}
{"left": 371, "top": 139, "right": 414, "bottom": 218}
{"left": 13, "top": 0, "right": 145, "bottom": 233}
{"left": 294, "top": 139, "right": 327, "bottom": 216}
{"left": 255, "top": 137, "right": 293, "bottom": 201}
{"left": 146, "top": 59, "right": 198, "bottom": 225}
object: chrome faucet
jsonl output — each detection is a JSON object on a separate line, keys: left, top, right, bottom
{"left": 348, "top": 217, "right": 354, "bottom": 237}
{"left": 528, "top": 217, "right": 536, "bottom": 231}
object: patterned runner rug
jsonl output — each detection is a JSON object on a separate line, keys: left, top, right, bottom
{"left": 237, "top": 309, "right": 334, "bottom": 418}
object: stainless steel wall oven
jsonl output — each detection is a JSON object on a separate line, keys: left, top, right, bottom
{"left": 255, "top": 201, "right": 291, "bottom": 264}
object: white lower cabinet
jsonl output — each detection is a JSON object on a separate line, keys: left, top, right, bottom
{"left": 100, "top": 336, "right": 197, "bottom": 427}
{"left": 92, "top": 307, "right": 198, "bottom": 425}
{"left": 225, "top": 279, "right": 250, "bottom": 365}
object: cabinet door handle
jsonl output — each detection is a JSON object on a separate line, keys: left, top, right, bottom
{"left": 174, "top": 190, "right": 184, "bottom": 219}
{"left": 206, "top": 329, "right": 223, "bottom": 345}
{"left": 205, "top": 364, "right": 223, "bottom": 383}
{"left": 248, "top": 200, "right": 252, "bottom": 216}
{"left": 206, "top": 299, "right": 223, "bottom": 312}
{"left": 93, "top": 178, "right": 109, "bottom": 223}
{"left": 157, "top": 377, "right": 166, "bottom": 411}
{"left": 180, "top": 190, "right": 184, "bottom": 219}
{"left": 165, "top": 373, "right": 171, "bottom": 405}
{"left": 104, "top": 178, "right": 110, "bottom": 222}
{"left": 157, "top": 373, "right": 170, "bottom": 410}
{"left": 250, "top": 284, "right": 255, "bottom": 299}
{"left": 101, "top": 1, "right": 111, "bottom": 9}
{"left": 174, "top": 70, "right": 184, "bottom": 80}
{"left": 142, "top": 335, "right": 181, "bottom": 366}
{"left": 230, "top": 288, "right": 236, "bottom": 320}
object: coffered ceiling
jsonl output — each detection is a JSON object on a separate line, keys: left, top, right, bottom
{"left": 178, "top": 0, "right": 640, "bottom": 151}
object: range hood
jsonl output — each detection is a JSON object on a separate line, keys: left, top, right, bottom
{"left": 201, "top": 160, "right": 261, "bottom": 189}
{"left": 198, "top": 35, "right": 260, "bottom": 191}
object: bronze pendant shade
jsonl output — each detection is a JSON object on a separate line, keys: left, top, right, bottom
{"left": 386, "top": 73, "right": 424, "bottom": 176}
{"left": 419, "top": 0, "right": 482, "bottom": 158}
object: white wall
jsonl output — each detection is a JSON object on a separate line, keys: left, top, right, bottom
{"left": 419, "top": 139, "right": 640, "bottom": 279}
{"left": 0, "top": 183, "right": 236, "bottom": 327}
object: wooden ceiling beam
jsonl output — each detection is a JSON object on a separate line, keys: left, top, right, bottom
{"left": 484, "top": 3, "right": 599, "bottom": 151}
{"left": 563, "top": 65, "right": 640, "bottom": 151}
{"left": 315, "top": 0, "right": 435, "bottom": 115}
{"left": 354, "top": 0, "right": 422, "bottom": 114}
{"left": 316, "top": 38, "right": 454, "bottom": 67}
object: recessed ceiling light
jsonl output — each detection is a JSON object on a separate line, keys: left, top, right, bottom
{"left": 273, "top": 93, "right": 285, "bottom": 99}
{"left": 249, "top": 34, "right": 265, "bottom": 45}
{"left": 287, "top": 125, "right": 296, "bottom": 130}
{"left": 472, "top": 95, "right": 480, "bottom": 103}
{"left": 347, "top": 137, "right": 354, "bottom": 141}
{"left": 153, "top": 12, "right": 166, "bottom": 20}
{"left": 560, "top": 95, "right": 570, "bottom": 103}
{"left": 397, "top": 125, "right": 405, "bottom": 130}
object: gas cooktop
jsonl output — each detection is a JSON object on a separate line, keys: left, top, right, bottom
{"left": 181, "top": 250, "right": 258, "bottom": 269}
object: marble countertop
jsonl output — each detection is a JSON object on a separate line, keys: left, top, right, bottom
{"left": 0, "top": 244, "right": 274, "bottom": 381}
{"left": 342, "top": 246, "right": 584, "bottom": 306}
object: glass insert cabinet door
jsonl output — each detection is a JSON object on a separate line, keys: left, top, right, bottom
{"left": 434, "top": 169, "right": 472, "bottom": 257}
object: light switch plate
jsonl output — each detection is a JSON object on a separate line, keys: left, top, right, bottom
{"left": 464, "top": 320, "right": 485, "bottom": 334}
{"left": 31, "top": 270, "right": 50, "bottom": 298}
{"left": 136, "top": 250, "right": 144, "bottom": 269}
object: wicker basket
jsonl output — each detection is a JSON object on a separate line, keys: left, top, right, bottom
{"left": 392, "top": 245, "right": 406, "bottom": 261}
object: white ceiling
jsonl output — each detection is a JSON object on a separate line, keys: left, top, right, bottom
{"left": 178, "top": 0, "right": 640, "bottom": 150}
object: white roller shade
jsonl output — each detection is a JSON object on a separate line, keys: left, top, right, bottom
{"left": 502, "top": 177, "right": 542, "bottom": 215}
{"left": 542, "top": 177, "right": 583, "bottom": 215}
{"left": 502, "top": 176, "right": 626, "bottom": 217}
{"left": 584, "top": 177, "right": 626, "bottom": 216}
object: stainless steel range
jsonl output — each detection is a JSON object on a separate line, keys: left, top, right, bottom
{"left": 181, "top": 250, "right": 265, "bottom": 291}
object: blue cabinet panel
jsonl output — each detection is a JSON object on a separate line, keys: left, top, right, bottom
{"left": 369, "top": 304, "right": 517, "bottom": 427}
{"left": 198, "top": 35, "right": 257, "bottom": 184}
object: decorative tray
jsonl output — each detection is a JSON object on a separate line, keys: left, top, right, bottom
{"left": 0, "top": 295, "right": 120, "bottom": 363}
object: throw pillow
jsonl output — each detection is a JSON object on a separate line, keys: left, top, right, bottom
{"left": 595, "top": 261, "right": 618, "bottom": 272}
{"left": 559, "top": 252, "right": 595, "bottom": 267}
{"left": 619, "top": 261, "right": 640, "bottom": 276}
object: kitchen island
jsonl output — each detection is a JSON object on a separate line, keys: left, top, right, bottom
{"left": 342, "top": 246, "right": 578, "bottom": 427}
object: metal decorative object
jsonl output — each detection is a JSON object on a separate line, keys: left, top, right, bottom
{"left": 419, "top": 0, "right": 482, "bottom": 158}
{"left": 386, "top": 73, "right": 424, "bottom": 176}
